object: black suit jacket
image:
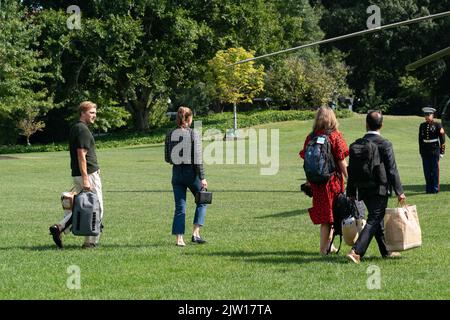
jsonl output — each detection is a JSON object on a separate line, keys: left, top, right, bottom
{"left": 347, "top": 133, "right": 404, "bottom": 199}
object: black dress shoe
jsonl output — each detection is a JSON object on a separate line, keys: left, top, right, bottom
{"left": 49, "top": 224, "right": 63, "bottom": 249}
{"left": 191, "top": 235, "right": 206, "bottom": 244}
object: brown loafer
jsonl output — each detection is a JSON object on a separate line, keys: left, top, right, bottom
{"left": 346, "top": 249, "right": 361, "bottom": 264}
{"left": 384, "top": 251, "right": 401, "bottom": 258}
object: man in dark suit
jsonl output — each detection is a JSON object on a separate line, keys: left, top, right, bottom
{"left": 346, "top": 110, "right": 406, "bottom": 263}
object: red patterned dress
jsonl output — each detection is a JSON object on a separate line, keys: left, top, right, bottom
{"left": 299, "top": 129, "right": 349, "bottom": 225}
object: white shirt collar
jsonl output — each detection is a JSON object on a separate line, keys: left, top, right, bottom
{"left": 366, "top": 131, "right": 381, "bottom": 135}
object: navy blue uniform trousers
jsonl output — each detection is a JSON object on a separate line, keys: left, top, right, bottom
{"left": 421, "top": 154, "right": 440, "bottom": 193}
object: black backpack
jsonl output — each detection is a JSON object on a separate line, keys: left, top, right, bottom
{"left": 348, "top": 138, "right": 381, "bottom": 189}
{"left": 303, "top": 132, "right": 335, "bottom": 184}
{"left": 329, "top": 193, "right": 366, "bottom": 254}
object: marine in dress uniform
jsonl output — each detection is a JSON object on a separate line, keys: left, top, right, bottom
{"left": 419, "top": 107, "right": 446, "bottom": 193}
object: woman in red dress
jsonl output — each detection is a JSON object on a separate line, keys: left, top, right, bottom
{"left": 299, "top": 106, "right": 349, "bottom": 255}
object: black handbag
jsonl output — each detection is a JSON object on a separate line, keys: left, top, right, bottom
{"left": 300, "top": 182, "right": 313, "bottom": 198}
{"left": 195, "top": 188, "right": 212, "bottom": 204}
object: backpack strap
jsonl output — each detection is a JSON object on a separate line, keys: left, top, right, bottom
{"left": 327, "top": 230, "right": 342, "bottom": 255}
{"left": 336, "top": 235, "right": 342, "bottom": 254}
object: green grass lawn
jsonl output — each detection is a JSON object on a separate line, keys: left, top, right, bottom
{"left": 0, "top": 114, "right": 449, "bottom": 299}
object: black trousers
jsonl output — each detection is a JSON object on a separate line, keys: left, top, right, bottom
{"left": 421, "top": 154, "right": 440, "bottom": 193}
{"left": 353, "top": 195, "right": 389, "bottom": 258}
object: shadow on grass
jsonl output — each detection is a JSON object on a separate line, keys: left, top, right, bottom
{"left": 106, "top": 185, "right": 450, "bottom": 195}
{"left": 190, "top": 250, "right": 353, "bottom": 265}
{"left": 359, "top": 255, "right": 403, "bottom": 263}
{"left": 402, "top": 184, "right": 450, "bottom": 194}
{"left": 0, "top": 156, "right": 19, "bottom": 160}
{"left": 190, "top": 249, "right": 400, "bottom": 265}
{"left": 0, "top": 243, "right": 164, "bottom": 251}
{"left": 125, "top": 144, "right": 164, "bottom": 150}
{"left": 255, "top": 209, "right": 309, "bottom": 219}
{"left": 107, "top": 189, "right": 300, "bottom": 193}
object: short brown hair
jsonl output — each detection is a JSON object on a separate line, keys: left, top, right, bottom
{"left": 78, "top": 101, "right": 97, "bottom": 116}
{"left": 176, "top": 106, "right": 193, "bottom": 128}
{"left": 312, "top": 106, "right": 338, "bottom": 133}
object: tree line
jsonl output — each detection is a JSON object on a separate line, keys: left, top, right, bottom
{"left": 1, "top": 0, "right": 449, "bottom": 145}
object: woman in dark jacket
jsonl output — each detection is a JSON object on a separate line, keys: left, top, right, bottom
{"left": 165, "top": 106, "right": 208, "bottom": 247}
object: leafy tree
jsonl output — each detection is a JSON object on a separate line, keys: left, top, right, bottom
{"left": 207, "top": 47, "right": 265, "bottom": 132}
{"left": 172, "top": 81, "right": 214, "bottom": 115}
{"left": 359, "top": 80, "right": 384, "bottom": 113}
{"left": 0, "top": 0, "right": 53, "bottom": 144}
{"left": 180, "top": 0, "right": 284, "bottom": 57}
{"left": 317, "top": 0, "right": 450, "bottom": 113}
{"left": 265, "top": 57, "right": 309, "bottom": 108}
{"left": 17, "top": 0, "right": 336, "bottom": 137}
{"left": 306, "top": 59, "right": 339, "bottom": 107}
{"left": 17, "top": 107, "right": 46, "bottom": 146}
{"left": 31, "top": 1, "right": 210, "bottom": 132}
{"left": 274, "top": 0, "right": 324, "bottom": 46}
{"left": 148, "top": 98, "right": 171, "bottom": 129}
{"left": 322, "top": 49, "right": 353, "bottom": 104}
{"left": 394, "top": 75, "right": 432, "bottom": 115}
{"left": 64, "top": 96, "right": 132, "bottom": 133}
{"left": 265, "top": 52, "right": 351, "bottom": 109}
{"left": 207, "top": 48, "right": 266, "bottom": 105}
{"left": 38, "top": 9, "right": 149, "bottom": 130}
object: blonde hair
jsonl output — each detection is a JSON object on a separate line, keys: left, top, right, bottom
{"left": 78, "top": 101, "right": 97, "bottom": 116}
{"left": 176, "top": 106, "right": 193, "bottom": 128}
{"left": 312, "top": 106, "right": 338, "bottom": 133}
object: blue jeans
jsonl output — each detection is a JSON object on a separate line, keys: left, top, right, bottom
{"left": 171, "top": 165, "right": 207, "bottom": 235}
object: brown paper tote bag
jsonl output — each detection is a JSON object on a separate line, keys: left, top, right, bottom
{"left": 384, "top": 205, "right": 422, "bottom": 251}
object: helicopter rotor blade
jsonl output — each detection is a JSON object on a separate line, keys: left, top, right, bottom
{"left": 229, "top": 11, "right": 450, "bottom": 67}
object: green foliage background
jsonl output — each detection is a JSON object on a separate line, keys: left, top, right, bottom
{"left": 1, "top": 0, "right": 449, "bottom": 147}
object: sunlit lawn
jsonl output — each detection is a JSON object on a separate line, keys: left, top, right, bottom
{"left": 0, "top": 114, "right": 448, "bottom": 299}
